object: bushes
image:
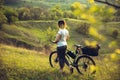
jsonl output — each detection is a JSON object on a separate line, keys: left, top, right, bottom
{"left": 1, "top": 6, "right": 18, "bottom": 24}
{"left": 76, "top": 22, "right": 90, "bottom": 35}
{"left": 105, "top": 22, "right": 119, "bottom": 39}
{"left": 18, "top": 7, "right": 32, "bottom": 20}
{"left": 0, "top": 11, "right": 7, "bottom": 27}
{"left": 112, "top": 29, "right": 119, "bottom": 39}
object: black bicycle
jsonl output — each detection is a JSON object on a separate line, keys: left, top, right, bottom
{"left": 49, "top": 44, "right": 100, "bottom": 75}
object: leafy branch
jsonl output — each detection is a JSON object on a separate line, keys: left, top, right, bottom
{"left": 94, "top": 0, "right": 120, "bottom": 9}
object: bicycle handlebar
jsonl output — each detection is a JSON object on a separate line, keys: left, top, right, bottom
{"left": 74, "top": 44, "right": 82, "bottom": 48}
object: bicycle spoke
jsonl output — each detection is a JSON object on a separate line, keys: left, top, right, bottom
{"left": 76, "top": 55, "right": 96, "bottom": 75}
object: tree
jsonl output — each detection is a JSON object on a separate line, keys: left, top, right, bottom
{"left": 94, "top": 0, "right": 120, "bottom": 21}
{"left": 30, "top": 7, "right": 47, "bottom": 20}
{"left": 0, "top": 11, "right": 7, "bottom": 27}
{"left": 0, "top": 5, "right": 7, "bottom": 27}
{"left": 49, "top": 5, "right": 63, "bottom": 20}
{"left": 30, "top": 7, "right": 41, "bottom": 20}
{"left": 18, "top": 7, "right": 31, "bottom": 20}
{"left": 71, "top": 2, "right": 115, "bottom": 22}
{"left": 4, "top": 7, "right": 18, "bottom": 23}
{"left": 94, "top": 0, "right": 120, "bottom": 9}
{"left": 71, "top": 1, "right": 116, "bottom": 40}
{"left": 63, "top": 11, "right": 75, "bottom": 18}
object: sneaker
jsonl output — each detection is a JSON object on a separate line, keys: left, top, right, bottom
{"left": 70, "top": 67, "right": 73, "bottom": 74}
{"left": 59, "top": 69, "right": 65, "bottom": 75}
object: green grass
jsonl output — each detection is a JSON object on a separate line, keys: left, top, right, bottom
{"left": 1, "top": 1, "right": 120, "bottom": 79}
{"left": 0, "top": 19, "right": 120, "bottom": 53}
{"left": 0, "top": 21, "right": 57, "bottom": 51}
{"left": 0, "top": 44, "right": 89, "bottom": 80}
{"left": 1, "top": 24, "right": 40, "bottom": 47}
{"left": 0, "top": 44, "right": 120, "bottom": 80}
{"left": 0, "top": 44, "right": 52, "bottom": 80}
{"left": 0, "top": 19, "right": 120, "bottom": 80}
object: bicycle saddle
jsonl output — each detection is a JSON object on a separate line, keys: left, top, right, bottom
{"left": 74, "top": 44, "right": 82, "bottom": 48}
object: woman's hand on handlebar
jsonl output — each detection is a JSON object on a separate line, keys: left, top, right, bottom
{"left": 50, "top": 40, "right": 57, "bottom": 44}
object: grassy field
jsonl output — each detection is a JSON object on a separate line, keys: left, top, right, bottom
{"left": 1, "top": 0, "right": 120, "bottom": 79}
{"left": 0, "top": 20, "right": 57, "bottom": 52}
{"left": 0, "top": 44, "right": 120, "bottom": 80}
{"left": 0, "top": 19, "right": 120, "bottom": 80}
{"left": 0, "top": 19, "right": 120, "bottom": 52}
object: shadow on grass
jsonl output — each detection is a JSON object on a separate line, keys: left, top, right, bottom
{"left": 0, "top": 57, "right": 8, "bottom": 80}
{"left": 0, "top": 53, "right": 95, "bottom": 80}
{"left": 0, "top": 65, "right": 95, "bottom": 80}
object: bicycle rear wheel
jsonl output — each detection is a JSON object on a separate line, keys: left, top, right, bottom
{"left": 76, "top": 55, "right": 96, "bottom": 75}
{"left": 49, "top": 51, "right": 59, "bottom": 69}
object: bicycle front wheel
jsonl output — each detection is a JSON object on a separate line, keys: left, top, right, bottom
{"left": 76, "top": 55, "right": 96, "bottom": 75}
{"left": 49, "top": 51, "right": 59, "bottom": 69}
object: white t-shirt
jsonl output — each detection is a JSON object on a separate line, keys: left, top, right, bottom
{"left": 57, "top": 29, "right": 69, "bottom": 47}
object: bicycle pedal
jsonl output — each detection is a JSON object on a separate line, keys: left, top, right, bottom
{"left": 71, "top": 64, "right": 77, "bottom": 67}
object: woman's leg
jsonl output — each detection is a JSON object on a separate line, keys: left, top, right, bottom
{"left": 57, "top": 46, "right": 67, "bottom": 72}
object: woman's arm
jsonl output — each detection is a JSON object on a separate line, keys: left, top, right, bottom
{"left": 52, "top": 34, "right": 61, "bottom": 43}
{"left": 66, "top": 34, "right": 69, "bottom": 40}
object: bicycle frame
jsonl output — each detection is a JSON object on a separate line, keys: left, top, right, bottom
{"left": 65, "top": 45, "right": 82, "bottom": 67}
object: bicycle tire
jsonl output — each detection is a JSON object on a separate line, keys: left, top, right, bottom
{"left": 49, "top": 51, "right": 59, "bottom": 68}
{"left": 76, "top": 55, "right": 96, "bottom": 75}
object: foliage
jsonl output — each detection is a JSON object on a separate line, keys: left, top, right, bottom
{"left": 0, "top": 6, "right": 18, "bottom": 25}
{"left": 44, "top": 27, "right": 57, "bottom": 44}
{"left": 3, "top": 0, "right": 118, "bottom": 22}
{"left": 94, "top": 0, "right": 120, "bottom": 8}
{"left": 76, "top": 22, "right": 90, "bottom": 35}
{"left": 71, "top": 1, "right": 116, "bottom": 23}
{"left": 63, "top": 10, "right": 76, "bottom": 18}
{"left": 41, "top": 27, "right": 57, "bottom": 53}
{"left": 0, "top": 0, "right": 120, "bottom": 80}
{"left": 17, "top": 6, "right": 64, "bottom": 20}
{"left": 1, "top": 0, "right": 92, "bottom": 21}
{"left": 18, "top": 7, "right": 32, "bottom": 20}
{"left": 0, "top": 20, "right": 58, "bottom": 52}
{"left": 70, "top": 1, "right": 116, "bottom": 41}
{"left": 3, "top": 7, "right": 18, "bottom": 23}
{"left": 114, "top": 9, "right": 120, "bottom": 21}
{"left": 111, "top": 29, "right": 119, "bottom": 39}
{"left": 70, "top": 3, "right": 120, "bottom": 80}
{"left": 2, "top": 0, "right": 120, "bottom": 22}
{"left": 0, "top": 11, "right": 7, "bottom": 26}
{"left": 49, "top": 5, "right": 63, "bottom": 20}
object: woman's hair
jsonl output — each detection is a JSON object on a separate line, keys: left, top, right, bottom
{"left": 58, "top": 20, "right": 67, "bottom": 29}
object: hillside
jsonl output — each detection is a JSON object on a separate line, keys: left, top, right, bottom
{"left": 0, "top": 19, "right": 120, "bottom": 80}
{"left": 0, "top": 19, "right": 120, "bottom": 53}
{"left": 5, "top": 0, "right": 88, "bottom": 9}
{"left": 0, "top": 0, "right": 120, "bottom": 80}
{"left": 0, "top": 20, "right": 57, "bottom": 52}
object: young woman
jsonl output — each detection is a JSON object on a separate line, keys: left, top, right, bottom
{"left": 52, "top": 20, "right": 73, "bottom": 73}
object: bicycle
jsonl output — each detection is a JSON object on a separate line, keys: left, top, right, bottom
{"left": 49, "top": 44, "right": 100, "bottom": 75}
